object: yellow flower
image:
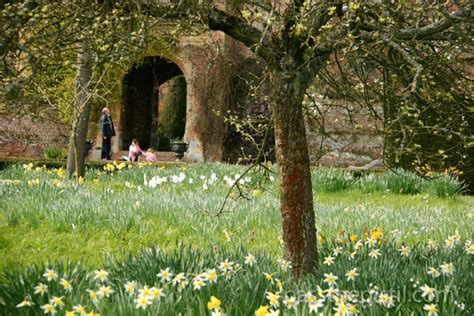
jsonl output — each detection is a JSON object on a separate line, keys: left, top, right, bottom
{"left": 266, "top": 292, "right": 279, "bottom": 306}
{"left": 78, "top": 176, "right": 84, "bottom": 184}
{"left": 207, "top": 296, "right": 221, "bottom": 310}
{"left": 349, "top": 234, "right": 358, "bottom": 242}
{"left": 66, "top": 311, "right": 75, "bottom": 316}
{"left": 371, "top": 227, "right": 383, "bottom": 240}
{"left": 92, "top": 179, "right": 99, "bottom": 184}
{"left": 264, "top": 272, "right": 274, "bottom": 281}
{"left": 255, "top": 305, "right": 269, "bottom": 316}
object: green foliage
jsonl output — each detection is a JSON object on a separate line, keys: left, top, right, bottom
{"left": 421, "top": 175, "right": 467, "bottom": 199}
{"left": 312, "top": 168, "right": 355, "bottom": 193}
{"left": 42, "top": 147, "right": 67, "bottom": 160}
{"left": 157, "top": 75, "right": 187, "bottom": 151}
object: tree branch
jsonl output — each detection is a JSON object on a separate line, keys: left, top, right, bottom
{"left": 208, "top": 7, "right": 275, "bottom": 66}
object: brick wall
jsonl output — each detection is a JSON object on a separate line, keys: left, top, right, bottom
{"left": 0, "top": 114, "right": 70, "bottom": 158}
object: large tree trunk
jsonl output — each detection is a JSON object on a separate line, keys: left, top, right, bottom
{"left": 271, "top": 72, "right": 317, "bottom": 276}
{"left": 67, "top": 45, "right": 93, "bottom": 178}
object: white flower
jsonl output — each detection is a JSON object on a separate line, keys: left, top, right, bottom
{"left": 244, "top": 254, "right": 256, "bottom": 266}
{"left": 427, "top": 239, "right": 437, "bottom": 249}
{"left": 157, "top": 268, "right": 173, "bottom": 282}
{"left": 16, "top": 299, "right": 33, "bottom": 308}
{"left": 424, "top": 303, "right": 438, "bottom": 316}
{"left": 135, "top": 296, "right": 152, "bottom": 309}
{"left": 398, "top": 245, "right": 410, "bottom": 257}
{"left": 277, "top": 259, "right": 292, "bottom": 271}
{"left": 444, "top": 236, "right": 456, "bottom": 249}
{"left": 378, "top": 293, "right": 395, "bottom": 308}
{"left": 369, "top": 249, "right": 381, "bottom": 259}
{"left": 172, "top": 273, "right": 186, "bottom": 286}
{"left": 150, "top": 287, "right": 164, "bottom": 299}
{"left": 94, "top": 269, "right": 109, "bottom": 282}
{"left": 206, "top": 269, "right": 218, "bottom": 283}
{"left": 323, "top": 273, "right": 338, "bottom": 286}
{"left": 323, "top": 256, "right": 335, "bottom": 266}
{"left": 124, "top": 281, "right": 137, "bottom": 295}
{"left": 283, "top": 296, "right": 299, "bottom": 310}
{"left": 73, "top": 304, "right": 86, "bottom": 315}
{"left": 50, "top": 296, "right": 64, "bottom": 307}
{"left": 365, "top": 237, "right": 377, "bottom": 247}
{"left": 308, "top": 299, "right": 324, "bottom": 313}
{"left": 138, "top": 286, "right": 152, "bottom": 298}
{"left": 427, "top": 267, "right": 441, "bottom": 278}
{"left": 34, "top": 283, "right": 48, "bottom": 295}
{"left": 420, "top": 284, "right": 436, "bottom": 301}
{"left": 439, "top": 262, "right": 454, "bottom": 275}
{"left": 43, "top": 269, "right": 58, "bottom": 282}
{"left": 193, "top": 276, "right": 206, "bottom": 290}
{"left": 304, "top": 292, "right": 316, "bottom": 304}
{"left": 97, "top": 285, "right": 114, "bottom": 298}
{"left": 464, "top": 240, "right": 474, "bottom": 255}
{"left": 40, "top": 303, "right": 56, "bottom": 314}
{"left": 59, "top": 278, "right": 72, "bottom": 291}
{"left": 219, "top": 259, "right": 234, "bottom": 272}
{"left": 345, "top": 268, "right": 359, "bottom": 281}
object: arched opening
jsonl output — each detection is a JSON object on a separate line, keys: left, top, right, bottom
{"left": 121, "top": 56, "right": 186, "bottom": 152}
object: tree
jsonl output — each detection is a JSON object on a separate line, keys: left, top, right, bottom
{"left": 208, "top": 1, "right": 473, "bottom": 276}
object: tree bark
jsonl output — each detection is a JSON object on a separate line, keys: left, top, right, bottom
{"left": 67, "top": 44, "right": 93, "bottom": 178}
{"left": 271, "top": 71, "right": 317, "bottom": 276}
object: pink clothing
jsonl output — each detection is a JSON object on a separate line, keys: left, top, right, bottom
{"left": 142, "top": 151, "right": 157, "bottom": 162}
{"left": 128, "top": 143, "right": 142, "bottom": 159}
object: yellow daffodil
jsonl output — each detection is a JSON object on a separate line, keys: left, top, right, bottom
{"left": 207, "top": 296, "right": 221, "bottom": 310}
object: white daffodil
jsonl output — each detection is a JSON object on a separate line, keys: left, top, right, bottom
{"left": 40, "top": 303, "right": 56, "bottom": 314}
{"left": 398, "top": 245, "right": 410, "bottom": 257}
{"left": 369, "top": 249, "right": 381, "bottom": 259}
{"left": 424, "top": 303, "right": 438, "bottom": 316}
{"left": 124, "top": 281, "right": 137, "bottom": 295}
{"left": 16, "top": 299, "right": 33, "bottom": 308}
{"left": 283, "top": 296, "right": 299, "bottom": 310}
{"left": 420, "top": 284, "right": 436, "bottom": 301}
{"left": 345, "top": 268, "right": 359, "bottom": 281}
{"left": 59, "top": 278, "right": 72, "bottom": 291}
{"left": 34, "top": 283, "right": 48, "bottom": 295}
{"left": 266, "top": 292, "right": 280, "bottom": 306}
{"left": 135, "top": 296, "right": 152, "bottom": 309}
{"left": 378, "top": 293, "right": 395, "bottom": 308}
{"left": 439, "top": 262, "right": 454, "bottom": 275}
{"left": 150, "top": 287, "right": 164, "bottom": 299}
{"left": 157, "top": 268, "right": 173, "bottom": 282}
{"left": 43, "top": 269, "right": 58, "bottom": 282}
{"left": 244, "top": 254, "right": 256, "bottom": 266}
{"left": 427, "top": 267, "right": 441, "bottom": 278}
{"left": 323, "top": 273, "right": 338, "bottom": 286}
{"left": 94, "top": 269, "right": 109, "bottom": 282}
{"left": 206, "top": 269, "right": 218, "bottom": 283}
{"left": 97, "top": 285, "right": 113, "bottom": 298}
{"left": 323, "top": 256, "right": 335, "bottom": 266}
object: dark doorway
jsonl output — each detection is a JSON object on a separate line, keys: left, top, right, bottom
{"left": 121, "top": 56, "right": 186, "bottom": 151}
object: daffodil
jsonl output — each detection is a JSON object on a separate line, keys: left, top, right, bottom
{"left": 157, "top": 268, "right": 173, "bottom": 282}
{"left": 135, "top": 296, "right": 152, "bottom": 309}
{"left": 263, "top": 272, "right": 274, "bottom": 282}
{"left": 464, "top": 240, "right": 474, "bottom": 255}
{"left": 206, "top": 269, "right": 218, "bottom": 283}
{"left": 255, "top": 305, "right": 269, "bottom": 316}
{"left": 193, "top": 276, "right": 206, "bottom": 290}
{"left": 424, "top": 303, "right": 438, "bottom": 316}
{"left": 245, "top": 254, "right": 256, "bottom": 266}
{"left": 266, "top": 292, "right": 280, "bottom": 306}
{"left": 43, "top": 269, "right": 58, "bottom": 282}
{"left": 150, "top": 287, "right": 164, "bottom": 299}
{"left": 219, "top": 259, "right": 234, "bottom": 272}
{"left": 138, "top": 286, "right": 152, "bottom": 298}
{"left": 124, "top": 281, "right": 137, "bottom": 295}
{"left": 378, "top": 293, "right": 394, "bottom": 308}
{"left": 172, "top": 273, "right": 186, "bottom": 286}
{"left": 50, "top": 296, "right": 64, "bottom": 307}
{"left": 398, "top": 245, "right": 410, "bottom": 257}
{"left": 304, "top": 292, "right": 316, "bottom": 304}
{"left": 439, "top": 262, "right": 454, "bottom": 275}
{"left": 420, "top": 284, "right": 436, "bottom": 301}
{"left": 16, "top": 298, "right": 33, "bottom": 308}
{"left": 345, "top": 268, "right": 359, "bottom": 281}
{"left": 308, "top": 299, "right": 324, "bottom": 312}
{"left": 427, "top": 267, "right": 441, "bottom": 278}
{"left": 97, "top": 285, "right": 113, "bottom": 298}
{"left": 283, "top": 296, "right": 298, "bottom": 310}
{"left": 369, "top": 249, "right": 381, "bottom": 259}
{"left": 87, "top": 289, "right": 98, "bottom": 303}
{"left": 349, "top": 234, "right": 358, "bottom": 242}
{"left": 427, "top": 239, "right": 437, "bottom": 249}
{"left": 34, "top": 283, "right": 48, "bottom": 295}
{"left": 207, "top": 296, "right": 221, "bottom": 310}
{"left": 60, "top": 278, "right": 73, "bottom": 291}
{"left": 323, "top": 273, "right": 338, "bottom": 286}
{"left": 73, "top": 304, "right": 86, "bottom": 315}
{"left": 41, "top": 303, "right": 56, "bottom": 314}
{"left": 323, "top": 256, "right": 335, "bottom": 266}
{"left": 277, "top": 259, "right": 292, "bottom": 271}
{"left": 94, "top": 269, "right": 109, "bottom": 282}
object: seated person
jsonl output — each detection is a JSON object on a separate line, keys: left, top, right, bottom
{"left": 128, "top": 139, "right": 142, "bottom": 162}
{"left": 142, "top": 148, "right": 157, "bottom": 162}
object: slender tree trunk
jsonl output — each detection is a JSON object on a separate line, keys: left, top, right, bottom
{"left": 67, "top": 44, "right": 93, "bottom": 178}
{"left": 271, "top": 71, "right": 317, "bottom": 276}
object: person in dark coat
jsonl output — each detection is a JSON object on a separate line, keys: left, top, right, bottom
{"left": 99, "top": 107, "right": 115, "bottom": 160}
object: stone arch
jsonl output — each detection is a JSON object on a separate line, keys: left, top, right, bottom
{"left": 120, "top": 56, "right": 187, "bottom": 152}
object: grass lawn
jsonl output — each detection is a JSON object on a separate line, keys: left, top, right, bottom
{"left": 0, "top": 163, "right": 472, "bottom": 315}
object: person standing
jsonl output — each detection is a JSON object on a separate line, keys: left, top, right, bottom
{"left": 99, "top": 107, "right": 115, "bottom": 160}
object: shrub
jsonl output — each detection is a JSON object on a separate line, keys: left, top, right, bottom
{"left": 42, "top": 147, "right": 67, "bottom": 160}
